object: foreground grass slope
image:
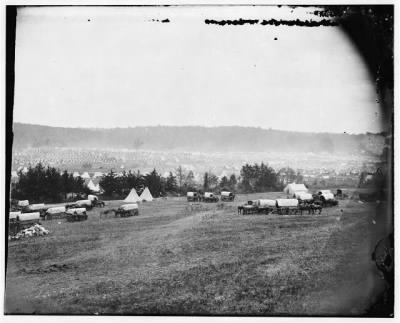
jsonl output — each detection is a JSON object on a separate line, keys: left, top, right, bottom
{"left": 5, "top": 193, "right": 385, "bottom": 315}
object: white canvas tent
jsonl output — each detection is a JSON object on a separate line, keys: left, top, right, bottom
{"left": 140, "top": 187, "right": 153, "bottom": 202}
{"left": 283, "top": 183, "right": 308, "bottom": 195}
{"left": 87, "top": 180, "right": 100, "bottom": 192}
{"left": 81, "top": 172, "right": 90, "bottom": 179}
{"left": 124, "top": 188, "right": 142, "bottom": 203}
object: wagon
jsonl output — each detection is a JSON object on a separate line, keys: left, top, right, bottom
{"left": 318, "top": 193, "right": 338, "bottom": 207}
{"left": 70, "top": 199, "right": 93, "bottom": 210}
{"left": 238, "top": 200, "right": 259, "bottom": 215}
{"left": 203, "top": 192, "right": 219, "bottom": 203}
{"left": 9, "top": 212, "right": 41, "bottom": 236}
{"left": 17, "top": 200, "right": 29, "bottom": 207}
{"left": 256, "top": 199, "right": 276, "bottom": 214}
{"left": 66, "top": 208, "right": 88, "bottom": 222}
{"left": 88, "top": 195, "right": 105, "bottom": 207}
{"left": 220, "top": 191, "right": 235, "bottom": 202}
{"left": 187, "top": 192, "right": 201, "bottom": 202}
{"left": 295, "top": 192, "right": 313, "bottom": 202}
{"left": 26, "top": 203, "right": 48, "bottom": 217}
{"left": 44, "top": 206, "right": 66, "bottom": 220}
{"left": 115, "top": 204, "right": 139, "bottom": 217}
{"left": 276, "top": 199, "right": 299, "bottom": 215}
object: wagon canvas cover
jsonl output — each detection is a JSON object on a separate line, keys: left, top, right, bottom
{"left": 258, "top": 199, "right": 276, "bottom": 207}
{"left": 276, "top": 199, "right": 299, "bottom": 207}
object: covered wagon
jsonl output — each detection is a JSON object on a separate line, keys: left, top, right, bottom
{"left": 203, "top": 192, "right": 219, "bottom": 203}
{"left": 256, "top": 199, "right": 276, "bottom": 214}
{"left": 17, "top": 200, "right": 29, "bottom": 207}
{"left": 319, "top": 192, "right": 338, "bottom": 207}
{"left": 9, "top": 211, "right": 21, "bottom": 221}
{"left": 220, "top": 191, "right": 235, "bottom": 202}
{"left": 88, "top": 195, "right": 105, "bottom": 208}
{"left": 9, "top": 212, "right": 41, "bottom": 235}
{"left": 72, "top": 199, "right": 93, "bottom": 210}
{"left": 276, "top": 199, "right": 299, "bottom": 215}
{"left": 88, "top": 194, "right": 98, "bottom": 201}
{"left": 45, "top": 206, "right": 66, "bottom": 220}
{"left": 66, "top": 208, "right": 88, "bottom": 222}
{"left": 27, "top": 203, "right": 47, "bottom": 217}
{"left": 187, "top": 192, "right": 201, "bottom": 202}
{"left": 238, "top": 200, "right": 259, "bottom": 215}
{"left": 295, "top": 192, "right": 314, "bottom": 203}
{"left": 116, "top": 203, "right": 139, "bottom": 217}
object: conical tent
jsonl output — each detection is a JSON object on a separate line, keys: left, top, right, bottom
{"left": 87, "top": 180, "right": 100, "bottom": 192}
{"left": 140, "top": 187, "right": 153, "bottom": 202}
{"left": 124, "top": 188, "right": 142, "bottom": 203}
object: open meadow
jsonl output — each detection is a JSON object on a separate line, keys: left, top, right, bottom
{"left": 5, "top": 192, "right": 386, "bottom": 315}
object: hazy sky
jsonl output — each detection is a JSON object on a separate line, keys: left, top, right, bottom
{"left": 13, "top": 6, "right": 383, "bottom": 134}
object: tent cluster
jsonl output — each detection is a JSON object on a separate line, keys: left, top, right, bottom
{"left": 124, "top": 187, "right": 153, "bottom": 203}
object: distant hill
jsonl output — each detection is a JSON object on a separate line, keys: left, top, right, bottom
{"left": 11, "top": 123, "right": 385, "bottom": 155}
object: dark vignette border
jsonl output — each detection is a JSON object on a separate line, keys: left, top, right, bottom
{"left": 4, "top": 4, "right": 394, "bottom": 317}
{"left": 5, "top": 5, "right": 17, "bottom": 290}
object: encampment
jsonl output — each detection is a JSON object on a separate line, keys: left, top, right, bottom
{"left": 124, "top": 188, "right": 142, "bottom": 203}
{"left": 140, "top": 187, "right": 153, "bottom": 202}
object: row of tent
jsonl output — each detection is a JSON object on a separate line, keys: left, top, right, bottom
{"left": 124, "top": 187, "right": 153, "bottom": 203}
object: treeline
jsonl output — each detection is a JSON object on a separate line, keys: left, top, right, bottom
{"left": 10, "top": 162, "right": 284, "bottom": 203}
{"left": 11, "top": 163, "right": 89, "bottom": 203}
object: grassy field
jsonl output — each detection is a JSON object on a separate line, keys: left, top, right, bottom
{"left": 5, "top": 192, "right": 387, "bottom": 315}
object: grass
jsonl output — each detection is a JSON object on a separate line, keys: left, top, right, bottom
{"left": 5, "top": 192, "right": 387, "bottom": 315}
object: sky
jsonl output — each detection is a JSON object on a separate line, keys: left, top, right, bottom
{"left": 13, "top": 6, "right": 383, "bottom": 134}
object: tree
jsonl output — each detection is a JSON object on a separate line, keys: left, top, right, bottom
{"left": 176, "top": 166, "right": 186, "bottom": 193}
{"left": 166, "top": 172, "right": 178, "bottom": 193}
{"left": 11, "top": 163, "right": 79, "bottom": 203}
{"left": 144, "top": 169, "right": 163, "bottom": 197}
{"left": 228, "top": 174, "right": 237, "bottom": 190}
{"left": 208, "top": 173, "right": 219, "bottom": 190}
{"left": 278, "top": 167, "right": 297, "bottom": 185}
{"left": 239, "top": 163, "right": 279, "bottom": 193}
{"left": 203, "top": 172, "right": 209, "bottom": 190}
{"left": 219, "top": 176, "right": 229, "bottom": 190}
{"left": 100, "top": 170, "right": 119, "bottom": 196}
{"left": 185, "top": 170, "right": 195, "bottom": 188}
